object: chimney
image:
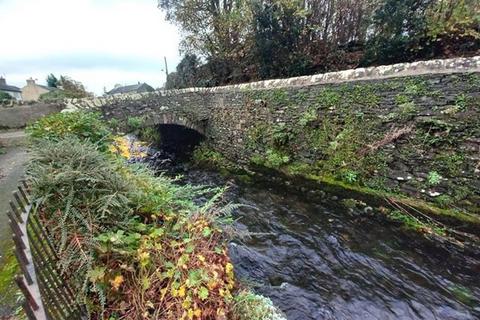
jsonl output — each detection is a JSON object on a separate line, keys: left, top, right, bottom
{"left": 26, "top": 78, "right": 35, "bottom": 86}
{"left": 0, "top": 77, "right": 6, "bottom": 86}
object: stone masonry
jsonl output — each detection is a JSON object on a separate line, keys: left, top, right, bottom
{"left": 65, "top": 56, "right": 480, "bottom": 212}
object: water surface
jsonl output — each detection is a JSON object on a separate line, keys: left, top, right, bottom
{"left": 181, "top": 169, "right": 480, "bottom": 320}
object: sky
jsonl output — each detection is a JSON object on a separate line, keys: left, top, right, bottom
{"left": 0, "top": 0, "right": 181, "bottom": 95}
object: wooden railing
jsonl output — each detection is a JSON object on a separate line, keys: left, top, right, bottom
{"left": 7, "top": 181, "right": 87, "bottom": 319}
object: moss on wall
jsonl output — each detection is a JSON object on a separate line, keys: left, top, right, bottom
{"left": 195, "top": 73, "right": 480, "bottom": 239}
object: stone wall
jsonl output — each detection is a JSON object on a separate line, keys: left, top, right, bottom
{"left": 66, "top": 56, "right": 480, "bottom": 214}
{"left": 0, "top": 103, "right": 65, "bottom": 129}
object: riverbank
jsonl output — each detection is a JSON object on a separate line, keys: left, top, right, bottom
{"left": 17, "top": 111, "right": 286, "bottom": 319}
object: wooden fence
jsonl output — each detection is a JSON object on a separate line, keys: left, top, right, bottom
{"left": 7, "top": 180, "right": 87, "bottom": 319}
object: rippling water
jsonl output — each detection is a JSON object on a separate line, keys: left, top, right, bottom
{"left": 178, "top": 169, "right": 480, "bottom": 320}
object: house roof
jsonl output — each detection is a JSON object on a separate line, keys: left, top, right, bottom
{"left": 107, "top": 83, "right": 154, "bottom": 95}
{"left": 0, "top": 83, "right": 21, "bottom": 93}
{"left": 37, "top": 84, "right": 56, "bottom": 91}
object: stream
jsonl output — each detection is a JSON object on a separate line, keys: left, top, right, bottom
{"left": 1, "top": 134, "right": 479, "bottom": 319}
{"left": 180, "top": 169, "right": 480, "bottom": 320}
{"left": 141, "top": 129, "right": 480, "bottom": 320}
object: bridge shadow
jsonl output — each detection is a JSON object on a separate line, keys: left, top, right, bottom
{"left": 155, "top": 124, "right": 205, "bottom": 159}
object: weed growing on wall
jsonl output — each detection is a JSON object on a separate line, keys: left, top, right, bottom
{"left": 238, "top": 74, "right": 478, "bottom": 217}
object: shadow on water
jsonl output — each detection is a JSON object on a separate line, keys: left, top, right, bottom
{"left": 141, "top": 129, "right": 480, "bottom": 320}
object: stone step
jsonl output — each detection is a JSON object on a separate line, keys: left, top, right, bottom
{"left": 0, "top": 130, "right": 27, "bottom": 147}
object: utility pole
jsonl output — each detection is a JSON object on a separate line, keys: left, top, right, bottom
{"left": 164, "top": 56, "right": 169, "bottom": 80}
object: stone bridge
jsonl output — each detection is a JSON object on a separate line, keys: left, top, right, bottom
{"left": 66, "top": 56, "right": 480, "bottom": 212}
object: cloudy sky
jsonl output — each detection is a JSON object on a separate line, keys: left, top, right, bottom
{"left": 0, "top": 0, "right": 181, "bottom": 95}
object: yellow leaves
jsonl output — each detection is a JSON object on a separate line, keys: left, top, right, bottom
{"left": 171, "top": 286, "right": 178, "bottom": 298}
{"left": 178, "top": 285, "right": 186, "bottom": 297}
{"left": 183, "top": 308, "right": 202, "bottom": 320}
{"left": 182, "top": 298, "right": 191, "bottom": 309}
{"left": 197, "top": 254, "right": 206, "bottom": 263}
{"left": 216, "top": 308, "right": 226, "bottom": 317}
{"left": 138, "top": 250, "right": 150, "bottom": 267}
{"left": 193, "top": 309, "right": 202, "bottom": 317}
{"left": 110, "top": 136, "right": 147, "bottom": 159}
{"left": 160, "top": 288, "right": 168, "bottom": 301}
{"left": 142, "top": 276, "right": 151, "bottom": 291}
{"left": 207, "top": 280, "right": 218, "bottom": 291}
{"left": 225, "top": 262, "right": 234, "bottom": 280}
{"left": 109, "top": 275, "right": 124, "bottom": 291}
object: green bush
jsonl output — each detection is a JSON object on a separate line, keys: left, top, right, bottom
{"left": 263, "top": 149, "right": 290, "bottom": 168}
{"left": 192, "top": 143, "right": 239, "bottom": 172}
{"left": 126, "top": 116, "right": 143, "bottom": 132}
{"left": 27, "top": 137, "right": 134, "bottom": 281}
{"left": 39, "top": 90, "right": 68, "bottom": 102}
{"left": 0, "top": 91, "right": 13, "bottom": 101}
{"left": 427, "top": 171, "right": 442, "bottom": 186}
{"left": 26, "top": 111, "right": 111, "bottom": 150}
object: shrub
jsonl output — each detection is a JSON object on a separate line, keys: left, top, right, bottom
{"left": 264, "top": 149, "right": 290, "bottom": 168}
{"left": 126, "top": 116, "right": 143, "bottom": 132}
{"left": 26, "top": 111, "right": 111, "bottom": 150}
{"left": 233, "top": 291, "right": 286, "bottom": 320}
{"left": 0, "top": 91, "right": 13, "bottom": 101}
{"left": 192, "top": 143, "right": 238, "bottom": 172}
{"left": 39, "top": 90, "right": 68, "bottom": 102}
{"left": 27, "top": 133, "right": 246, "bottom": 318}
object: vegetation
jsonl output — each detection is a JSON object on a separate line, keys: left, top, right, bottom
{"left": 26, "top": 111, "right": 111, "bottom": 150}
{"left": 386, "top": 209, "right": 446, "bottom": 236}
{"left": 159, "top": 0, "right": 480, "bottom": 88}
{"left": 0, "top": 248, "right": 19, "bottom": 304}
{"left": 46, "top": 73, "right": 58, "bottom": 88}
{"left": 39, "top": 75, "right": 91, "bottom": 101}
{"left": 192, "top": 143, "right": 238, "bottom": 172}
{"left": 0, "top": 91, "right": 13, "bottom": 102}
{"left": 26, "top": 111, "right": 284, "bottom": 320}
{"left": 232, "top": 291, "right": 286, "bottom": 320}
{"left": 427, "top": 171, "right": 442, "bottom": 186}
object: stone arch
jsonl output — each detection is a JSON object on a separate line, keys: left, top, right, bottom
{"left": 149, "top": 113, "right": 207, "bottom": 136}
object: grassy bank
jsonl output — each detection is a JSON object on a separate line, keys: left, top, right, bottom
{"left": 25, "top": 112, "right": 285, "bottom": 320}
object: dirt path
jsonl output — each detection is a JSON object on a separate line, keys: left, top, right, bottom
{"left": 0, "top": 147, "right": 28, "bottom": 317}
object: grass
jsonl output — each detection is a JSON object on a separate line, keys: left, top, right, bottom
{"left": 0, "top": 247, "right": 19, "bottom": 299}
{"left": 310, "top": 175, "right": 480, "bottom": 236}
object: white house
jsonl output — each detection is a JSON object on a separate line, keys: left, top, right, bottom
{"left": 0, "top": 77, "right": 22, "bottom": 100}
